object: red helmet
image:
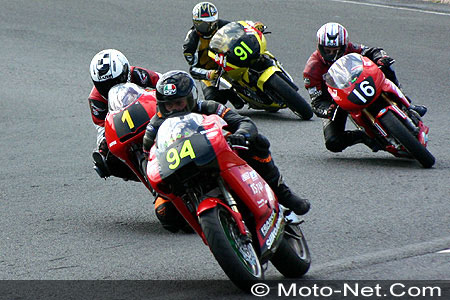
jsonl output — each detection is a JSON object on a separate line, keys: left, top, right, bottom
{"left": 317, "top": 22, "right": 348, "bottom": 63}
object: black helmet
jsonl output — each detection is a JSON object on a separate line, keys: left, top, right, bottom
{"left": 156, "top": 70, "right": 198, "bottom": 117}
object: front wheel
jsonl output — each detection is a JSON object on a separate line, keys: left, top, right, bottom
{"left": 264, "top": 74, "right": 313, "bottom": 120}
{"left": 270, "top": 223, "right": 311, "bottom": 277}
{"left": 379, "top": 110, "right": 435, "bottom": 168}
{"left": 199, "top": 205, "right": 263, "bottom": 291}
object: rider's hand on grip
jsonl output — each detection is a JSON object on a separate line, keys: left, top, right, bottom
{"left": 326, "top": 104, "right": 337, "bottom": 120}
{"left": 227, "top": 133, "right": 248, "bottom": 146}
{"left": 206, "top": 70, "right": 218, "bottom": 80}
{"left": 254, "top": 22, "right": 267, "bottom": 33}
{"left": 376, "top": 56, "right": 395, "bottom": 68}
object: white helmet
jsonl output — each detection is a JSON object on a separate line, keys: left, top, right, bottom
{"left": 192, "top": 2, "right": 219, "bottom": 38}
{"left": 89, "top": 49, "right": 130, "bottom": 98}
{"left": 317, "top": 22, "right": 348, "bottom": 63}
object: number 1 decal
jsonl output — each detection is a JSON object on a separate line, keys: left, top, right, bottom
{"left": 121, "top": 110, "right": 135, "bottom": 129}
{"left": 166, "top": 139, "right": 196, "bottom": 169}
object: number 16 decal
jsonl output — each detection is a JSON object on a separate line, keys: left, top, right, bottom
{"left": 348, "top": 76, "right": 376, "bottom": 105}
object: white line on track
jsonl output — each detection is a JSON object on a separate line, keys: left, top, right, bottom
{"left": 437, "top": 248, "right": 450, "bottom": 253}
{"left": 310, "top": 236, "right": 450, "bottom": 275}
{"left": 328, "top": 0, "right": 450, "bottom": 16}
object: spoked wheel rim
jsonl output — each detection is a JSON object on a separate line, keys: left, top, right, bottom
{"left": 218, "top": 209, "right": 262, "bottom": 277}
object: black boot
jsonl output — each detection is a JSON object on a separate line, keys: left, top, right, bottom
{"left": 223, "top": 88, "right": 245, "bottom": 109}
{"left": 92, "top": 151, "right": 110, "bottom": 178}
{"left": 409, "top": 104, "right": 427, "bottom": 117}
{"left": 272, "top": 177, "right": 310, "bottom": 215}
{"left": 345, "top": 130, "right": 381, "bottom": 152}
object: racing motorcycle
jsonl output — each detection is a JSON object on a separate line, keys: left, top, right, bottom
{"left": 146, "top": 112, "right": 311, "bottom": 290}
{"left": 207, "top": 20, "right": 313, "bottom": 120}
{"left": 324, "top": 53, "right": 435, "bottom": 168}
{"left": 104, "top": 82, "right": 157, "bottom": 190}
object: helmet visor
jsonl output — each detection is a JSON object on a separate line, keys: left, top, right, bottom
{"left": 193, "top": 20, "right": 218, "bottom": 36}
{"left": 319, "top": 45, "right": 346, "bottom": 63}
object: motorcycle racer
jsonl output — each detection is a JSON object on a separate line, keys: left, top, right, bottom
{"left": 303, "top": 22, "right": 427, "bottom": 153}
{"left": 143, "top": 70, "right": 311, "bottom": 231}
{"left": 88, "top": 49, "right": 160, "bottom": 180}
{"left": 183, "top": 2, "right": 246, "bottom": 109}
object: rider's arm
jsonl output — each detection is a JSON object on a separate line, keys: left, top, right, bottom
{"left": 182, "top": 29, "right": 212, "bottom": 81}
{"left": 130, "top": 66, "right": 161, "bottom": 89}
{"left": 197, "top": 100, "right": 258, "bottom": 140}
{"left": 142, "top": 113, "right": 164, "bottom": 157}
{"left": 303, "top": 52, "right": 336, "bottom": 119}
{"left": 88, "top": 86, "right": 107, "bottom": 126}
{"left": 182, "top": 28, "right": 199, "bottom": 66}
{"left": 303, "top": 75, "right": 332, "bottom": 119}
{"left": 354, "top": 43, "right": 390, "bottom": 64}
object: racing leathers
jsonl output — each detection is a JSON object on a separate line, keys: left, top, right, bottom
{"left": 183, "top": 20, "right": 244, "bottom": 108}
{"left": 304, "top": 43, "right": 406, "bottom": 152}
{"left": 89, "top": 66, "right": 160, "bottom": 179}
{"left": 142, "top": 100, "right": 310, "bottom": 230}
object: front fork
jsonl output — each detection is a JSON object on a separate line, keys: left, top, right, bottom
{"left": 360, "top": 94, "right": 426, "bottom": 146}
{"left": 197, "top": 178, "right": 251, "bottom": 240}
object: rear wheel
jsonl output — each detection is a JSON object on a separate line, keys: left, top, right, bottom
{"left": 270, "top": 223, "right": 311, "bottom": 277}
{"left": 199, "top": 205, "right": 263, "bottom": 291}
{"left": 265, "top": 74, "right": 313, "bottom": 120}
{"left": 379, "top": 110, "right": 435, "bottom": 168}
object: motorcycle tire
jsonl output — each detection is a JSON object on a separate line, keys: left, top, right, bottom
{"left": 379, "top": 110, "right": 435, "bottom": 168}
{"left": 199, "top": 205, "right": 263, "bottom": 291}
{"left": 264, "top": 73, "right": 313, "bottom": 120}
{"left": 270, "top": 223, "right": 311, "bottom": 278}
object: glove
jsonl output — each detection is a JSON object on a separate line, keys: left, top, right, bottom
{"left": 227, "top": 133, "right": 247, "bottom": 146}
{"left": 254, "top": 22, "right": 267, "bottom": 33}
{"left": 206, "top": 70, "right": 218, "bottom": 80}
{"left": 326, "top": 104, "right": 337, "bottom": 119}
{"left": 98, "top": 138, "right": 108, "bottom": 156}
{"left": 376, "top": 56, "right": 395, "bottom": 68}
{"left": 142, "top": 135, "right": 154, "bottom": 160}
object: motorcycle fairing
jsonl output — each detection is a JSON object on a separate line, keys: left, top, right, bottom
{"left": 104, "top": 83, "right": 157, "bottom": 187}
{"left": 156, "top": 133, "right": 216, "bottom": 180}
{"left": 112, "top": 101, "right": 150, "bottom": 141}
{"left": 220, "top": 164, "right": 284, "bottom": 254}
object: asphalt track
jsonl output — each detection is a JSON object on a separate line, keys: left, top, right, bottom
{"left": 1, "top": 0, "right": 449, "bottom": 298}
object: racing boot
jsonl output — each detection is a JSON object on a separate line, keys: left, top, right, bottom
{"left": 409, "top": 104, "right": 427, "bottom": 117}
{"left": 223, "top": 89, "right": 245, "bottom": 109}
{"left": 92, "top": 151, "right": 110, "bottom": 179}
{"left": 405, "top": 95, "right": 427, "bottom": 117}
{"left": 345, "top": 130, "right": 381, "bottom": 152}
{"left": 155, "top": 197, "right": 193, "bottom": 233}
{"left": 271, "top": 176, "right": 310, "bottom": 215}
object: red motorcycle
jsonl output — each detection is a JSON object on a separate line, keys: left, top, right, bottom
{"left": 146, "top": 112, "right": 310, "bottom": 290}
{"left": 104, "top": 83, "right": 157, "bottom": 189}
{"left": 324, "top": 53, "right": 435, "bottom": 168}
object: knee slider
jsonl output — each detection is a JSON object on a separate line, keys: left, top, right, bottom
{"left": 325, "top": 136, "right": 345, "bottom": 152}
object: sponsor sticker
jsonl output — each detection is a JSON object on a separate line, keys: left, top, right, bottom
{"left": 163, "top": 84, "right": 177, "bottom": 96}
{"left": 241, "top": 172, "right": 250, "bottom": 182}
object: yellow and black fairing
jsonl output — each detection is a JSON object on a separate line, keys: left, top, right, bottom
{"left": 208, "top": 21, "right": 289, "bottom": 110}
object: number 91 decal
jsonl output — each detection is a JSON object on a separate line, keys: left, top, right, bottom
{"left": 348, "top": 76, "right": 376, "bottom": 105}
{"left": 233, "top": 41, "right": 253, "bottom": 61}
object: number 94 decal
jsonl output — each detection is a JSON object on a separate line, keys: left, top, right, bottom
{"left": 166, "top": 139, "right": 196, "bottom": 170}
